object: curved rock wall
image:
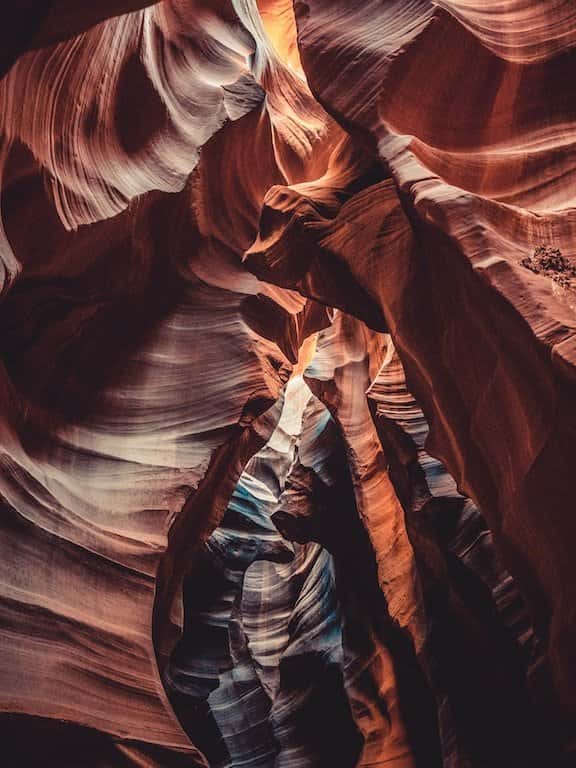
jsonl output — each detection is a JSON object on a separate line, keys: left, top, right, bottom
{"left": 1, "top": 0, "right": 575, "bottom": 765}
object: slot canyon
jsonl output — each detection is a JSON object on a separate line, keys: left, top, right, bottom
{"left": 1, "top": 1, "right": 576, "bottom": 765}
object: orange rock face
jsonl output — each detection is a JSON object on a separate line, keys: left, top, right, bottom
{"left": 0, "top": 1, "right": 575, "bottom": 766}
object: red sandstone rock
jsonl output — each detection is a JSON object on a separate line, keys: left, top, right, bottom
{"left": 1, "top": 0, "right": 575, "bottom": 765}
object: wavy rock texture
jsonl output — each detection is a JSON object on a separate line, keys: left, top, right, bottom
{"left": 292, "top": 3, "right": 576, "bottom": 739}
{"left": 367, "top": 338, "right": 552, "bottom": 767}
{"left": 165, "top": 377, "right": 363, "bottom": 767}
{"left": 1, "top": 0, "right": 576, "bottom": 766}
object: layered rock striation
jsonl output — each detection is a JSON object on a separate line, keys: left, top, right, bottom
{"left": 1, "top": 0, "right": 575, "bottom": 766}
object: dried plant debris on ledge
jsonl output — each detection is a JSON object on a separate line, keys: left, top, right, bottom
{"left": 521, "top": 245, "right": 576, "bottom": 288}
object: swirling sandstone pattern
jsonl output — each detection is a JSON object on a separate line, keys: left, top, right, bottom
{"left": 1, "top": 0, "right": 575, "bottom": 766}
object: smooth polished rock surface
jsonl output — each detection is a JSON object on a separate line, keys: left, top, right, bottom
{"left": 1, "top": 1, "right": 575, "bottom": 765}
